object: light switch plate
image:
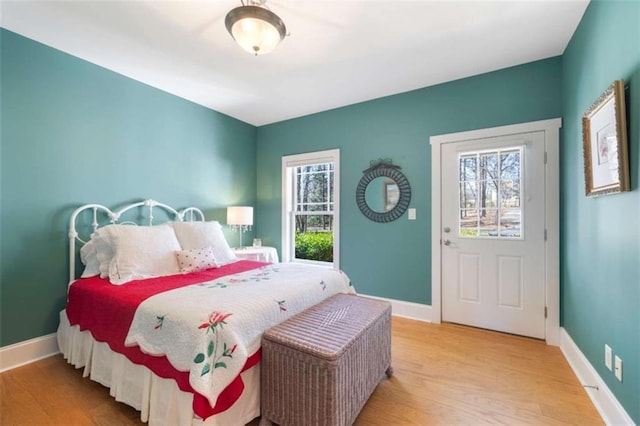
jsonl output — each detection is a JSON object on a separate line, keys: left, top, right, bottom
{"left": 408, "top": 208, "right": 416, "bottom": 220}
{"left": 605, "top": 344, "right": 613, "bottom": 370}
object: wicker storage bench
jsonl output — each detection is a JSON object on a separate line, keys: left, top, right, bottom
{"left": 260, "top": 294, "right": 392, "bottom": 426}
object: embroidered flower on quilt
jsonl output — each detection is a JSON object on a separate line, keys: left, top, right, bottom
{"left": 194, "top": 312, "right": 235, "bottom": 376}
{"left": 203, "top": 268, "right": 274, "bottom": 288}
{"left": 198, "top": 312, "right": 232, "bottom": 331}
{"left": 277, "top": 300, "right": 287, "bottom": 312}
{"left": 154, "top": 315, "right": 166, "bottom": 330}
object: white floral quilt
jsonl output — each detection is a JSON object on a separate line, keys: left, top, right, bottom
{"left": 124, "top": 263, "right": 355, "bottom": 409}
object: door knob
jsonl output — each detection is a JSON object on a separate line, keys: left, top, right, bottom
{"left": 443, "top": 227, "right": 451, "bottom": 233}
{"left": 443, "top": 239, "right": 451, "bottom": 246}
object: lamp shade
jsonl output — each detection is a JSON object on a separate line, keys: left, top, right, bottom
{"left": 227, "top": 206, "right": 254, "bottom": 226}
{"left": 225, "top": 5, "right": 286, "bottom": 55}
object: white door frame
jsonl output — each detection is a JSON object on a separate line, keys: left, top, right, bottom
{"left": 430, "top": 118, "right": 561, "bottom": 346}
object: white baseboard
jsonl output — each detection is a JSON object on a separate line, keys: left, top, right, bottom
{"left": 560, "top": 328, "right": 634, "bottom": 425}
{"left": 358, "top": 294, "right": 431, "bottom": 322}
{"left": 0, "top": 333, "right": 59, "bottom": 373}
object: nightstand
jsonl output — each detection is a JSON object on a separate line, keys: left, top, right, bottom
{"left": 233, "top": 246, "right": 279, "bottom": 263}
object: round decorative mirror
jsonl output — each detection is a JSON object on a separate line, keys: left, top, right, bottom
{"left": 356, "top": 159, "right": 411, "bottom": 223}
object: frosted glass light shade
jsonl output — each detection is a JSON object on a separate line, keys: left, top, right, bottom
{"left": 225, "top": 5, "right": 286, "bottom": 56}
{"left": 227, "top": 206, "right": 254, "bottom": 226}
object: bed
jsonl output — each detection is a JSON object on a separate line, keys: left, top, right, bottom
{"left": 56, "top": 199, "right": 354, "bottom": 425}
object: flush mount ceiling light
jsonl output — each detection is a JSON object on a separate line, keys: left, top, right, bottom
{"left": 225, "top": 0, "right": 287, "bottom": 56}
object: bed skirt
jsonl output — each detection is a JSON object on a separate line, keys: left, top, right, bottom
{"left": 57, "top": 310, "right": 260, "bottom": 426}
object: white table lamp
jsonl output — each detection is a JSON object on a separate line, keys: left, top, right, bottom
{"left": 227, "top": 206, "right": 253, "bottom": 248}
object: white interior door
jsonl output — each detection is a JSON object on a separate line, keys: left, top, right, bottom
{"left": 441, "top": 131, "right": 546, "bottom": 339}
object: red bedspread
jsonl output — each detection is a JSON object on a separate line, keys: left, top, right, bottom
{"left": 66, "top": 260, "right": 268, "bottom": 419}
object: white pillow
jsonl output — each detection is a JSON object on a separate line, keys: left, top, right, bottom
{"left": 76, "top": 226, "right": 116, "bottom": 278}
{"left": 79, "top": 239, "right": 100, "bottom": 278}
{"left": 175, "top": 247, "right": 220, "bottom": 273}
{"left": 172, "top": 221, "right": 237, "bottom": 265}
{"left": 107, "top": 224, "right": 182, "bottom": 285}
{"left": 93, "top": 226, "right": 116, "bottom": 278}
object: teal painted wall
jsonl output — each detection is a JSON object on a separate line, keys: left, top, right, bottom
{"left": 256, "top": 57, "right": 562, "bottom": 304}
{"left": 0, "top": 29, "right": 257, "bottom": 347}
{"left": 561, "top": 0, "right": 640, "bottom": 422}
{"left": 5, "top": 7, "right": 636, "bottom": 420}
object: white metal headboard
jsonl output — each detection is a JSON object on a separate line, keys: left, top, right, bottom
{"left": 69, "top": 199, "right": 205, "bottom": 283}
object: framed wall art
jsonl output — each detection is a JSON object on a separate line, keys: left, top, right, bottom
{"left": 582, "top": 79, "right": 630, "bottom": 197}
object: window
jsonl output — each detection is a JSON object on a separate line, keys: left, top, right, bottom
{"left": 458, "top": 147, "right": 522, "bottom": 238}
{"left": 282, "top": 149, "right": 340, "bottom": 267}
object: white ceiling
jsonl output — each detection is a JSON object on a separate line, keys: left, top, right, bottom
{"left": 1, "top": 1, "right": 588, "bottom": 126}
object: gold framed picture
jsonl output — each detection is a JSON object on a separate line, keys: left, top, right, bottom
{"left": 582, "top": 80, "right": 629, "bottom": 197}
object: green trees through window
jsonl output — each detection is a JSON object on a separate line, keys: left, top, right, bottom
{"left": 458, "top": 148, "right": 522, "bottom": 238}
{"left": 295, "top": 232, "right": 333, "bottom": 262}
{"left": 294, "top": 163, "right": 334, "bottom": 261}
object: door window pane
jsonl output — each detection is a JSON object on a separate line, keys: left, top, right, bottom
{"left": 479, "top": 209, "right": 499, "bottom": 236}
{"left": 460, "top": 155, "right": 477, "bottom": 180}
{"left": 479, "top": 181, "right": 498, "bottom": 208}
{"left": 458, "top": 147, "right": 523, "bottom": 239}
{"left": 499, "top": 208, "right": 521, "bottom": 237}
{"left": 460, "top": 209, "right": 478, "bottom": 237}
{"left": 500, "top": 181, "right": 520, "bottom": 208}
{"left": 500, "top": 150, "right": 520, "bottom": 180}
{"left": 460, "top": 182, "right": 477, "bottom": 208}
{"left": 480, "top": 153, "right": 499, "bottom": 179}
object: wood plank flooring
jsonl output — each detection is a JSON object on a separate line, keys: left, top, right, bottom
{"left": 1, "top": 317, "right": 603, "bottom": 425}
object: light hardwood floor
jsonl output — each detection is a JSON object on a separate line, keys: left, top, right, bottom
{"left": 1, "top": 317, "right": 603, "bottom": 425}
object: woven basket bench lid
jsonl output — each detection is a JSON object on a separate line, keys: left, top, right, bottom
{"left": 262, "top": 294, "right": 391, "bottom": 360}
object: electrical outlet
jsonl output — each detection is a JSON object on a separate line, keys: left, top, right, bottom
{"left": 614, "top": 356, "right": 623, "bottom": 382}
{"left": 605, "top": 344, "right": 613, "bottom": 370}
